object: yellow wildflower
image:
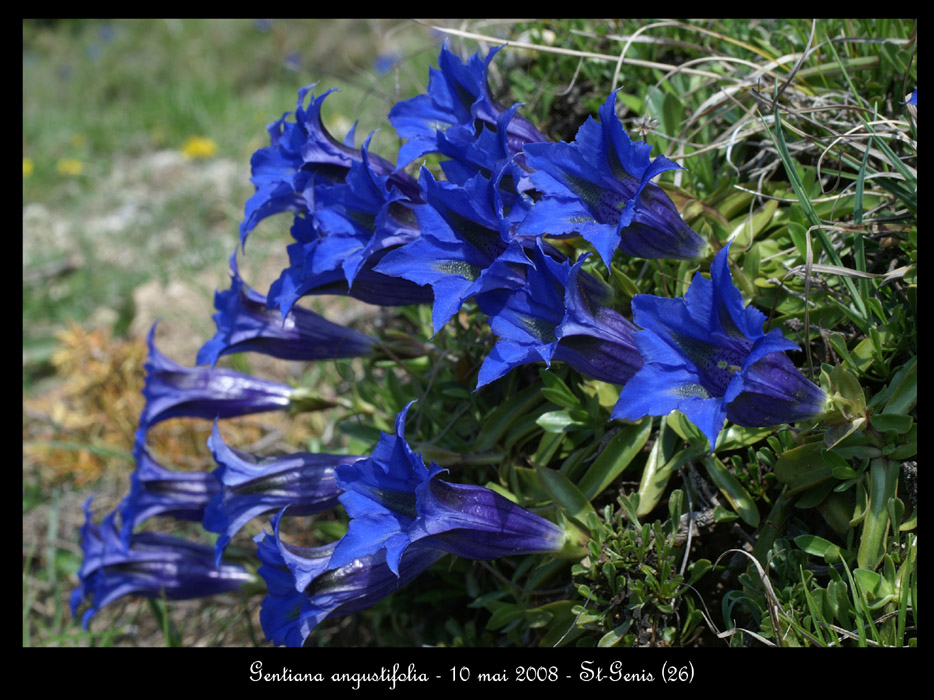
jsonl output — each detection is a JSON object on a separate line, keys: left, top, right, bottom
{"left": 181, "top": 136, "right": 218, "bottom": 159}
{"left": 56, "top": 158, "right": 84, "bottom": 176}
{"left": 23, "top": 157, "right": 34, "bottom": 177}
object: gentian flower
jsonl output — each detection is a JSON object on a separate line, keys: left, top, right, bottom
{"left": 240, "top": 86, "right": 416, "bottom": 246}
{"left": 140, "top": 323, "right": 295, "bottom": 430}
{"left": 307, "top": 134, "right": 422, "bottom": 287}
{"left": 388, "top": 42, "right": 547, "bottom": 169}
{"left": 118, "top": 437, "right": 221, "bottom": 547}
{"left": 613, "top": 242, "right": 828, "bottom": 449}
{"left": 375, "top": 167, "right": 532, "bottom": 336}
{"left": 327, "top": 402, "right": 571, "bottom": 576}
{"left": 902, "top": 89, "right": 917, "bottom": 105}
{"left": 196, "top": 253, "right": 375, "bottom": 367}
{"left": 203, "top": 421, "right": 361, "bottom": 563}
{"left": 476, "top": 242, "right": 643, "bottom": 388}
{"left": 70, "top": 498, "right": 252, "bottom": 629}
{"left": 254, "top": 510, "right": 445, "bottom": 647}
{"left": 267, "top": 235, "right": 433, "bottom": 317}
{"left": 517, "top": 90, "right": 706, "bottom": 267}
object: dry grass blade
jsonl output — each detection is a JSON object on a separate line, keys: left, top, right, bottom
{"left": 714, "top": 548, "right": 787, "bottom": 647}
{"left": 789, "top": 262, "right": 915, "bottom": 282}
{"left": 772, "top": 19, "right": 816, "bottom": 104}
{"left": 608, "top": 20, "right": 686, "bottom": 92}
{"left": 425, "top": 23, "right": 726, "bottom": 80}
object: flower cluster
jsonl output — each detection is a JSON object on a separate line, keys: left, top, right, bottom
{"left": 72, "top": 41, "right": 829, "bottom": 645}
{"left": 254, "top": 402, "right": 575, "bottom": 645}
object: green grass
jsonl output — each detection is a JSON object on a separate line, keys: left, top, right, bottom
{"left": 22, "top": 18, "right": 439, "bottom": 385}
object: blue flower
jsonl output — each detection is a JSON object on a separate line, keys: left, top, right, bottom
{"left": 267, "top": 235, "right": 433, "bottom": 317}
{"left": 240, "top": 86, "right": 414, "bottom": 247}
{"left": 475, "top": 243, "right": 643, "bottom": 388}
{"left": 374, "top": 167, "right": 532, "bottom": 336}
{"left": 196, "top": 253, "right": 375, "bottom": 367}
{"left": 327, "top": 402, "right": 569, "bottom": 576}
{"left": 373, "top": 52, "right": 401, "bottom": 75}
{"left": 388, "top": 43, "right": 547, "bottom": 169}
{"left": 307, "top": 135, "right": 422, "bottom": 287}
{"left": 118, "top": 436, "right": 221, "bottom": 547}
{"left": 203, "top": 421, "right": 361, "bottom": 564}
{"left": 613, "top": 242, "right": 828, "bottom": 450}
{"left": 254, "top": 511, "right": 444, "bottom": 647}
{"left": 517, "top": 90, "right": 706, "bottom": 267}
{"left": 70, "top": 498, "right": 252, "bottom": 629}
{"left": 902, "top": 89, "right": 917, "bottom": 105}
{"left": 140, "top": 323, "right": 294, "bottom": 430}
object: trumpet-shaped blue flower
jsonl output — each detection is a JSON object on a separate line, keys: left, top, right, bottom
{"left": 118, "top": 437, "right": 220, "bottom": 547}
{"left": 517, "top": 90, "right": 706, "bottom": 267}
{"left": 613, "top": 243, "right": 828, "bottom": 449}
{"left": 327, "top": 402, "right": 568, "bottom": 576}
{"left": 240, "top": 86, "right": 416, "bottom": 246}
{"left": 375, "top": 167, "right": 532, "bottom": 336}
{"left": 254, "top": 510, "right": 444, "bottom": 647}
{"left": 196, "top": 254, "right": 375, "bottom": 367}
{"left": 389, "top": 43, "right": 547, "bottom": 169}
{"left": 203, "top": 422, "right": 361, "bottom": 563}
{"left": 140, "top": 323, "right": 294, "bottom": 430}
{"left": 70, "top": 499, "right": 252, "bottom": 629}
{"left": 308, "top": 135, "right": 422, "bottom": 287}
{"left": 267, "top": 233, "right": 433, "bottom": 317}
{"left": 475, "top": 243, "right": 643, "bottom": 388}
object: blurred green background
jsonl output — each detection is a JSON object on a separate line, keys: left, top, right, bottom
{"left": 22, "top": 18, "right": 455, "bottom": 647}
{"left": 23, "top": 19, "right": 451, "bottom": 381}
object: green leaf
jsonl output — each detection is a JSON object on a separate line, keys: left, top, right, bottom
{"left": 486, "top": 604, "right": 524, "bottom": 631}
{"left": 857, "top": 459, "right": 900, "bottom": 570}
{"left": 597, "top": 620, "right": 633, "bottom": 647}
{"left": 818, "top": 490, "right": 856, "bottom": 537}
{"left": 610, "top": 265, "right": 640, "bottom": 300}
{"left": 882, "top": 357, "right": 917, "bottom": 415}
{"left": 769, "top": 106, "right": 866, "bottom": 318}
{"left": 853, "top": 568, "right": 896, "bottom": 609}
{"left": 773, "top": 442, "right": 833, "bottom": 493}
{"left": 537, "top": 466, "right": 596, "bottom": 526}
{"left": 702, "top": 456, "right": 759, "bottom": 527}
{"left": 716, "top": 425, "right": 774, "bottom": 452}
{"left": 794, "top": 534, "right": 843, "bottom": 563}
{"left": 538, "top": 367, "right": 580, "bottom": 409}
{"left": 577, "top": 418, "right": 651, "bottom": 501}
{"left": 530, "top": 431, "right": 565, "bottom": 468}
{"left": 729, "top": 198, "right": 779, "bottom": 248}
{"left": 870, "top": 413, "right": 912, "bottom": 435}
{"left": 473, "top": 384, "right": 544, "bottom": 452}
{"left": 536, "top": 410, "right": 590, "bottom": 433}
{"left": 685, "top": 559, "right": 712, "bottom": 587}
{"left": 795, "top": 479, "right": 835, "bottom": 509}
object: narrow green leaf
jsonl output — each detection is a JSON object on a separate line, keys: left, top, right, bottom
{"left": 473, "top": 384, "right": 544, "bottom": 452}
{"left": 702, "top": 456, "right": 760, "bottom": 527}
{"left": 769, "top": 106, "right": 865, "bottom": 318}
{"left": 597, "top": 619, "right": 633, "bottom": 647}
{"left": 537, "top": 466, "right": 596, "bottom": 526}
{"left": 794, "top": 534, "right": 843, "bottom": 563}
{"left": 536, "top": 410, "right": 589, "bottom": 433}
{"left": 486, "top": 604, "right": 524, "bottom": 631}
{"left": 857, "top": 459, "right": 899, "bottom": 570}
{"left": 882, "top": 357, "right": 917, "bottom": 415}
{"left": 577, "top": 418, "right": 651, "bottom": 501}
{"left": 538, "top": 367, "right": 580, "bottom": 409}
{"left": 774, "top": 442, "right": 833, "bottom": 493}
